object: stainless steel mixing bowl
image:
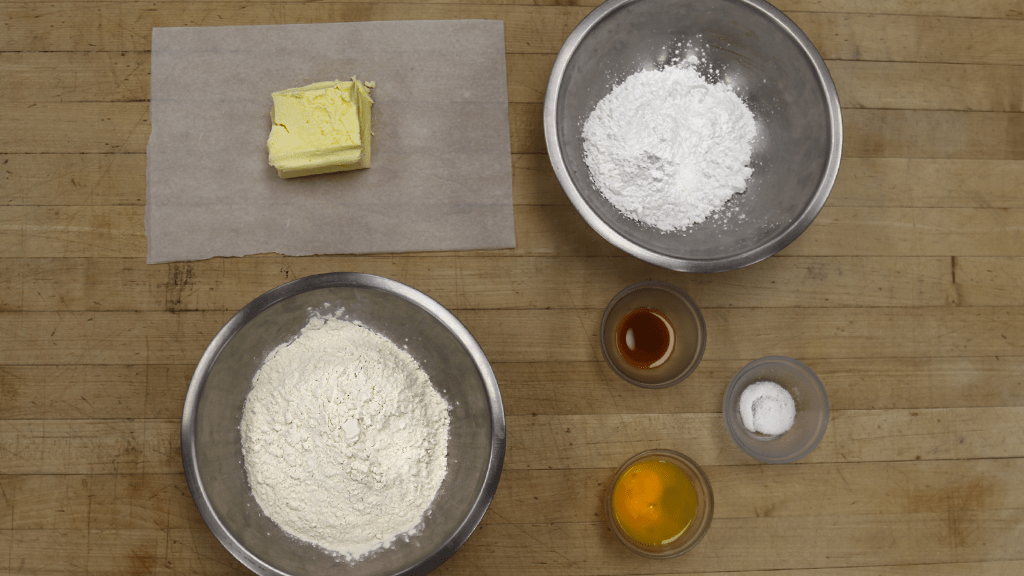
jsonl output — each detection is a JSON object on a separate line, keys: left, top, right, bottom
{"left": 181, "top": 272, "right": 505, "bottom": 576}
{"left": 544, "top": 0, "right": 843, "bottom": 272}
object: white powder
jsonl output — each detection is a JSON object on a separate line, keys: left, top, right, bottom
{"left": 582, "top": 61, "right": 757, "bottom": 232}
{"left": 739, "top": 380, "right": 796, "bottom": 436}
{"left": 239, "top": 315, "right": 450, "bottom": 560}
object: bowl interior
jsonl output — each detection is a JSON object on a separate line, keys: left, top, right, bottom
{"left": 551, "top": 0, "right": 840, "bottom": 269}
{"left": 722, "top": 356, "right": 829, "bottom": 464}
{"left": 188, "top": 281, "right": 500, "bottom": 575}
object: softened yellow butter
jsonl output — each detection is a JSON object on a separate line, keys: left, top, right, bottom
{"left": 267, "top": 79, "right": 374, "bottom": 178}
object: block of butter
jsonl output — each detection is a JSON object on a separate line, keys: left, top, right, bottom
{"left": 266, "top": 79, "right": 374, "bottom": 178}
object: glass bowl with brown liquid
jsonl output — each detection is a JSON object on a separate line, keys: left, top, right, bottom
{"left": 600, "top": 282, "right": 707, "bottom": 388}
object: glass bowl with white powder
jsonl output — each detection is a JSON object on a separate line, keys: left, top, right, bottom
{"left": 181, "top": 272, "right": 505, "bottom": 576}
{"left": 544, "top": 0, "right": 843, "bottom": 272}
{"left": 722, "top": 356, "right": 829, "bottom": 464}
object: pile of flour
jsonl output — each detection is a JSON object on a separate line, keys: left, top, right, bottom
{"left": 240, "top": 314, "right": 450, "bottom": 560}
{"left": 582, "top": 61, "right": 757, "bottom": 232}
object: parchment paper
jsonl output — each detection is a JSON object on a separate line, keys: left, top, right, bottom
{"left": 146, "top": 21, "right": 516, "bottom": 264}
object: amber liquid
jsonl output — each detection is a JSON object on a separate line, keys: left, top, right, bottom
{"left": 616, "top": 308, "right": 675, "bottom": 369}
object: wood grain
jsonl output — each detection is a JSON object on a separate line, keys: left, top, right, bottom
{"left": 1, "top": 0, "right": 1023, "bottom": 574}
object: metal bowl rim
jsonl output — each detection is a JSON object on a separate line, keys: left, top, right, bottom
{"left": 181, "top": 271, "right": 506, "bottom": 576}
{"left": 543, "top": 0, "right": 844, "bottom": 272}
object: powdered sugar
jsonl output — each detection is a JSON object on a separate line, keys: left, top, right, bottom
{"left": 582, "top": 59, "right": 757, "bottom": 232}
{"left": 239, "top": 314, "right": 450, "bottom": 560}
{"left": 738, "top": 380, "right": 796, "bottom": 436}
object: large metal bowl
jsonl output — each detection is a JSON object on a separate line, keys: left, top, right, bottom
{"left": 181, "top": 272, "right": 505, "bottom": 576}
{"left": 544, "top": 0, "right": 842, "bottom": 272}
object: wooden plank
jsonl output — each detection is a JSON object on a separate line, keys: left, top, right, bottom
{"left": 6, "top": 52, "right": 1024, "bottom": 116}
{"left": 3, "top": 103, "right": 1022, "bottom": 159}
{"left": 640, "top": 564, "right": 1024, "bottom": 576}
{"left": 828, "top": 61, "right": 1024, "bottom": 112}
{"left": 841, "top": 109, "right": 1024, "bottom": 160}
{"left": 470, "top": 305, "right": 1024, "bottom": 362}
{"left": 491, "top": 459, "right": 1024, "bottom": 524}
{"left": 0, "top": 256, "right": 953, "bottom": 312}
{"left": 3, "top": 521, "right": 1022, "bottom": 576}
{"left": 5, "top": 306, "right": 1024, "bottom": 365}
{"left": 953, "top": 256, "right": 1024, "bottom": 306}
{"left": 1, "top": 527, "right": 246, "bottom": 575}
{"left": 780, "top": 0, "right": 1024, "bottom": 19}
{"left": 784, "top": 207, "right": 1024, "bottom": 257}
{"left": 3, "top": 407, "right": 1020, "bottom": 474}
{"left": 0, "top": 153, "right": 147, "bottom": 207}
{"left": 0, "top": 205, "right": 148, "bottom": 258}
{"left": 2, "top": 4, "right": 1024, "bottom": 65}
{"left": 6, "top": 0, "right": 1023, "bottom": 19}
{"left": 478, "top": 0, "right": 1024, "bottom": 19}
{"left": 1, "top": 522, "right": 1021, "bottom": 576}
{"left": 7, "top": 153, "right": 1024, "bottom": 211}
{"left": 0, "top": 310, "right": 231, "bottom": 366}
{"left": 5, "top": 353, "right": 1023, "bottom": 423}
{"left": 791, "top": 12, "right": 1024, "bottom": 65}
{"left": 827, "top": 159, "right": 1024, "bottom": 209}
{"left": 0, "top": 205, "right": 618, "bottom": 259}
{"left": 0, "top": 52, "right": 150, "bottom": 104}
{"left": 1, "top": 458, "right": 1017, "bottom": 544}
{"left": 0, "top": 103, "right": 151, "bottom": 154}
{"left": 3, "top": 205, "right": 1024, "bottom": 259}
{"left": 0, "top": 364, "right": 192, "bottom": 419}
{"left": 0, "top": 473, "right": 199, "bottom": 530}
{"left": 1, "top": 152, "right": 561, "bottom": 207}
{"left": 1, "top": 471, "right": 1022, "bottom": 574}
{"left": 510, "top": 55, "right": 1024, "bottom": 113}
{"left": 503, "top": 408, "right": 1024, "bottom": 470}
{"left": 0, "top": 419, "right": 182, "bottom": 474}
{"left": 442, "top": 515, "right": 1024, "bottom": 574}
{"left": 0, "top": 3, "right": 576, "bottom": 53}
{"left": 494, "top": 356, "right": 1024, "bottom": 415}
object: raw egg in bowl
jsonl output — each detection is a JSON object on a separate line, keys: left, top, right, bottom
{"left": 606, "top": 449, "right": 714, "bottom": 558}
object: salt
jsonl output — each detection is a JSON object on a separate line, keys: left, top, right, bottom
{"left": 738, "top": 381, "right": 796, "bottom": 436}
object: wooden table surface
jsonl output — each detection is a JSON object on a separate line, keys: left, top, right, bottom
{"left": 2, "top": 0, "right": 1024, "bottom": 574}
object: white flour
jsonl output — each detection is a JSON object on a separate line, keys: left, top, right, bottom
{"left": 240, "top": 315, "right": 450, "bottom": 560}
{"left": 582, "top": 61, "right": 757, "bottom": 232}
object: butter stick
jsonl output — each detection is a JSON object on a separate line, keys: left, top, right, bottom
{"left": 267, "top": 79, "right": 374, "bottom": 178}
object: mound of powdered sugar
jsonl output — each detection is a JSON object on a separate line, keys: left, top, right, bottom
{"left": 240, "top": 315, "right": 450, "bottom": 560}
{"left": 582, "top": 63, "right": 757, "bottom": 232}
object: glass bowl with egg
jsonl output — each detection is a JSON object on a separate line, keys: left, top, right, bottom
{"left": 606, "top": 449, "right": 714, "bottom": 558}
{"left": 723, "top": 355, "right": 830, "bottom": 464}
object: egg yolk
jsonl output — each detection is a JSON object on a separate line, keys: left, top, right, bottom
{"left": 611, "top": 459, "right": 698, "bottom": 546}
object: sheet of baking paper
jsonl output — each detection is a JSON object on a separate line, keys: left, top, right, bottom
{"left": 146, "top": 20, "right": 515, "bottom": 264}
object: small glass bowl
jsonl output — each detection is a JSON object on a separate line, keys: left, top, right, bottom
{"left": 600, "top": 282, "right": 707, "bottom": 388}
{"left": 723, "top": 356, "right": 830, "bottom": 464}
{"left": 605, "top": 449, "right": 714, "bottom": 559}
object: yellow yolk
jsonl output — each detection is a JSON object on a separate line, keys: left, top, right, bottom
{"left": 611, "top": 459, "right": 698, "bottom": 546}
